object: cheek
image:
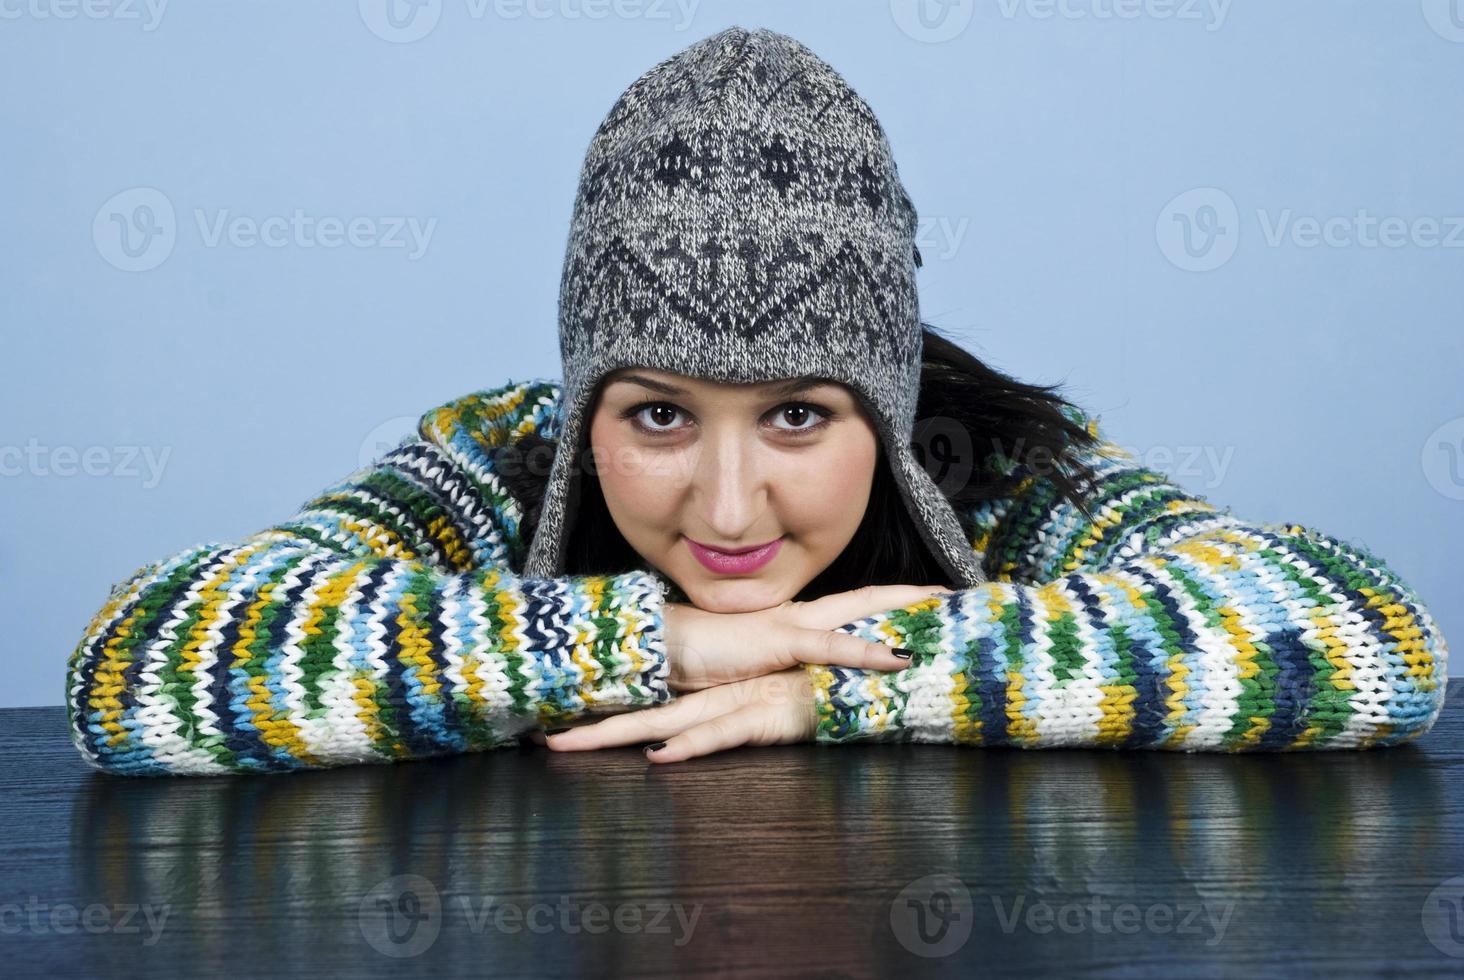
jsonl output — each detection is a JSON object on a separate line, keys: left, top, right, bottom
{"left": 592, "top": 437, "right": 681, "bottom": 528}
{"left": 777, "top": 438, "right": 877, "bottom": 532}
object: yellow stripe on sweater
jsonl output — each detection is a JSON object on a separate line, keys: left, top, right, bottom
{"left": 88, "top": 576, "right": 153, "bottom": 748}
{"left": 1087, "top": 573, "right": 1140, "bottom": 746}
{"left": 237, "top": 581, "right": 318, "bottom": 765}
{"left": 1358, "top": 586, "right": 1435, "bottom": 748}
{"left": 424, "top": 514, "right": 476, "bottom": 572}
{"left": 177, "top": 542, "right": 273, "bottom": 713}
{"left": 310, "top": 502, "right": 418, "bottom": 561}
{"left": 1286, "top": 600, "right": 1356, "bottom": 750}
{"left": 1171, "top": 537, "right": 1270, "bottom": 746}
{"left": 573, "top": 576, "right": 608, "bottom": 707}
{"left": 1144, "top": 558, "right": 1195, "bottom": 749}
{"left": 396, "top": 589, "right": 441, "bottom": 716}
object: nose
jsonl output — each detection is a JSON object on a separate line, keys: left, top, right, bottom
{"left": 689, "top": 425, "right": 770, "bottom": 542}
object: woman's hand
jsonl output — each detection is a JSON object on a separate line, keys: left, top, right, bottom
{"left": 662, "top": 583, "right": 950, "bottom": 693}
{"left": 531, "top": 667, "right": 819, "bottom": 763}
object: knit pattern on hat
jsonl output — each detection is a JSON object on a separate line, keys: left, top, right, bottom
{"left": 558, "top": 24, "right": 920, "bottom": 365}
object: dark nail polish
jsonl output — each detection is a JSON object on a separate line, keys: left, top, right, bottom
{"left": 893, "top": 648, "right": 913, "bottom": 659}
{"left": 545, "top": 727, "right": 570, "bottom": 736}
{"left": 644, "top": 741, "right": 666, "bottom": 753}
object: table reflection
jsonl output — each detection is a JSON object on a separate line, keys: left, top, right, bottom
{"left": 67, "top": 743, "right": 1450, "bottom": 974}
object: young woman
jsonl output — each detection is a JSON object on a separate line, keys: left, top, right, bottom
{"left": 65, "top": 26, "right": 1448, "bottom": 776}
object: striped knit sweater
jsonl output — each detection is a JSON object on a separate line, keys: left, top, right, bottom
{"left": 66, "top": 378, "right": 1449, "bottom": 775}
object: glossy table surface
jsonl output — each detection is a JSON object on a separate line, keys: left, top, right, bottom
{"left": 4, "top": 686, "right": 1463, "bottom": 978}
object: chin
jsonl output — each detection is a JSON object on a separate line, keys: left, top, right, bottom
{"left": 678, "top": 574, "right": 797, "bottom": 614}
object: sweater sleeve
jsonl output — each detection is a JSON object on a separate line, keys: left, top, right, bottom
{"left": 806, "top": 407, "right": 1450, "bottom": 751}
{"left": 64, "top": 380, "right": 672, "bottom": 776}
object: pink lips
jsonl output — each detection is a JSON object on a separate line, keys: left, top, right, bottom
{"left": 685, "top": 535, "right": 784, "bottom": 575}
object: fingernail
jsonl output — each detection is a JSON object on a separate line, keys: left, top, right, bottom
{"left": 545, "top": 727, "right": 570, "bottom": 736}
{"left": 644, "top": 741, "right": 666, "bottom": 753}
{"left": 892, "top": 648, "right": 913, "bottom": 659}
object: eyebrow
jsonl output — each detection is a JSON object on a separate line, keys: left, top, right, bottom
{"left": 609, "top": 373, "right": 833, "bottom": 398}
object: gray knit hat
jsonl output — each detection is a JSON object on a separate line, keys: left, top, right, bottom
{"left": 522, "top": 24, "right": 985, "bottom": 590}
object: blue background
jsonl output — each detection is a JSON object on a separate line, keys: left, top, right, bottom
{"left": 3, "top": 0, "right": 1461, "bottom": 706}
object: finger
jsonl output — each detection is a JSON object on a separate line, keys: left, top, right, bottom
{"left": 643, "top": 707, "right": 763, "bottom": 764}
{"left": 787, "top": 584, "right": 952, "bottom": 631}
{"left": 669, "top": 621, "right": 902, "bottom": 693}
{"left": 541, "top": 686, "right": 744, "bottom": 752}
{"left": 783, "top": 625, "right": 915, "bottom": 671}
{"left": 525, "top": 705, "right": 636, "bottom": 744}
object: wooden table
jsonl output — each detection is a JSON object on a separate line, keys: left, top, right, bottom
{"left": 4, "top": 686, "right": 1463, "bottom": 978}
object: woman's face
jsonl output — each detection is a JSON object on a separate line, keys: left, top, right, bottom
{"left": 588, "top": 367, "right": 880, "bottom": 613}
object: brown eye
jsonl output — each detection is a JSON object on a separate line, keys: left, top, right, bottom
{"left": 769, "top": 403, "right": 830, "bottom": 432}
{"left": 630, "top": 402, "right": 686, "bottom": 434}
